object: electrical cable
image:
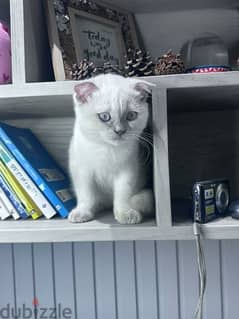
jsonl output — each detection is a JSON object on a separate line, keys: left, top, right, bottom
{"left": 193, "top": 222, "right": 207, "bottom": 319}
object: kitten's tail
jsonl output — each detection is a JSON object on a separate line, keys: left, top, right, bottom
{"left": 130, "top": 189, "right": 154, "bottom": 217}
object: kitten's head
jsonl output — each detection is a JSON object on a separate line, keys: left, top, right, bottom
{"left": 73, "top": 74, "right": 154, "bottom": 146}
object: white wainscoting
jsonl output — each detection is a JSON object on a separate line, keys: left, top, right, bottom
{"left": 0, "top": 240, "right": 238, "bottom": 319}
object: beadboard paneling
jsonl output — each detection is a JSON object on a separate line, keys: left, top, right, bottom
{"left": 32, "top": 243, "right": 55, "bottom": 311}
{"left": 13, "top": 244, "right": 35, "bottom": 311}
{"left": 134, "top": 241, "right": 159, "bottom": 319}
{"left": 0, "top": 244, "right": 15, "bottom": 311}
{"left": 203, "top": 240, "right": 222, "bottom": 319}
{"left": 177, "top": 241, "right": 199, "bottom": 319}
{"left": 114, "top": 241, "right": 138, "bottom": 319}
{"left": 1, "top": 240, "right": 238, "bottom": 318}
{"left": 156, "top": 241, "right": 180, "bottom": 319}
{"left": 53, "top": 243, "right": 76, "bottom": 318}
{"left": 220, "top": 240, "right": 239, "bottom": 319}
{"left": 94, "top": 242, "right": 117, "bottom": 319}
{"left": 73, "top": 242, "right": 96, "bottom": 319}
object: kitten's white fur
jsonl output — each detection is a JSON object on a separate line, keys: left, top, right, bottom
{"left": 68, "top": 74, "right": 154, "bottom": 224}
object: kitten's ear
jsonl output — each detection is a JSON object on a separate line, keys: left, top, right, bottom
{"left": 74, "top": 82, "right": 98, "bottom": 103}
{"left": 134, "top": 80, "right": 155, "bottom": 99}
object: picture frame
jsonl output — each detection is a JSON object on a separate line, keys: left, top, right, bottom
{"left": 45, "top": 0, "right": 140, "bottom": 80}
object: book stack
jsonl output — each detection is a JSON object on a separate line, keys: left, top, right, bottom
{"left": 0, "top": 123, "right": 76, "bottom": 220}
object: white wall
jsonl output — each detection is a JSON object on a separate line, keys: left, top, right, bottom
{"left": 136, "top": 9, "right": 239, "bottom": 65}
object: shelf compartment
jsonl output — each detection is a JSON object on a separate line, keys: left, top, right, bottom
{"left": 23, "top": 0, "right": 54, "bottom": 83}
{"left": 168, "top": 84, "right": 239, "bottom": 228}
{"left": 21, "top": 0, "right": 239, "bottom": 83}
{"left": 3, "top": 110, "right": 158, "bottom": 233}
{"left": 168, "top": 84, "right": 239, "bottom": 112}
{"left": 1, "top": 74, "right": 239, "bottom": 240}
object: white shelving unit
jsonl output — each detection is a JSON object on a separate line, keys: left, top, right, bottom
{"left": 1, "top": 0, "right": 239, "bottom": 242}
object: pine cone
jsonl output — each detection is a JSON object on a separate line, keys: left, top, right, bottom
{"left": 70, "top": 59, "right": 95, "bottom": 80}
{"left": 124, "top": 49, "right": 155, "bottom": 77}
{"left": 155, "top": 50, "right": 185, "bottom": 75}
{"left": 93, "top": 62, "right": 123, "bottom": 76}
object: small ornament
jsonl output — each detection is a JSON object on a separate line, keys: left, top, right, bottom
{"left": 0, "top": 21, "right": 11, "bottom": 84}
{"left": 70, "top": 60, "right": 95, "bottom": 80}
{"left": 93, "top": 62, "right": 123, "bottom": 76}
{"left": 155, "top": 50, "right": 185, "bottom": 75}
{"left": 55, "top": 13, "right": 70, "bottom": 33}
{"left": 70, "top": 0, "right": 98, "bottom": 11}
{"left": 53, "top": 0, "right": 65, "bottom": 13}
{"left": 106, "top": 8, "right": 117, "bottom": 19}
{"left": 190, "top": 66, "right": 229, "bottom": 73}
{"left": 124, "top": 48, "right": 155, "bottom": 77}
{"left": 53, "top": 0, "right": 70, "bottom": 34}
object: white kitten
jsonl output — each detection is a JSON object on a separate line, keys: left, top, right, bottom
{"left": 68, "top": 74, "right": 154, "bottom": 224}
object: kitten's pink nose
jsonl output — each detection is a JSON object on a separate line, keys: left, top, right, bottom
{"left": 114, "top": 128, "right": 126, "bottom": 136}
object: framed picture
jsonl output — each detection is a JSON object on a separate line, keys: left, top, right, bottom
{"left": 45, "top": 0, "right": 140, "bottom": 80}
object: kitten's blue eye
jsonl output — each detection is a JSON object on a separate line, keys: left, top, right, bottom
{"left": 98, "top": 112, "right": 111, "bottom": 122}
{"left": 126, "top": 111, "right": 138, "bottom": 121}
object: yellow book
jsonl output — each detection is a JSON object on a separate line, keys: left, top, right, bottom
{"left": 0, "top": 160, "right": 42, "bottom": 219}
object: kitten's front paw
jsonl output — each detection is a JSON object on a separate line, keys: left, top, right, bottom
{"left": 114, "top": 208, "right": 142, "bottom": 224}
{"left": 68, "top": 208, "right": 94, "bottom": 223}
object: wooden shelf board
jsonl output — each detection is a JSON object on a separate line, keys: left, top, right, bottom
{"left": 0, "top": 74, "right": 238, "bottom": 119}
{"left": 0, "top": 214, "right": 160, "bottom": 243}
{"left": 0, "top": 214, "right": 239, "bottom": 242}
{"left": 174, "top": 216, "right": 239, "bottom": 239}
{"left": 1, "top": 71, "right": 239, "bottom": 96}
{"left": 0, "top": 82, "right": 75, "bottom": 118}
{"left": 0, "top": 73, "right": 239, "bottom": 118}
{"left": 148, "top": 71, "right": 239, "bottom": 89}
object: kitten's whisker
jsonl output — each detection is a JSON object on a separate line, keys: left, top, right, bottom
{"left": 131, "top": 130, "right": 166, "bottom": 151}
{"left": 143, "top": 131, "right": 165, "bottom": 146}
{"left": 138, "top": 136, "right": 154, "bottom": 149}
{"left": 140, "top": 142, "right": 151, "bottom": 165}
{"left": 142, "top": 133, "right": 153, "bottom": 141}
{"left": 126, "top": 133, "right": 151, "bottom": 165}
{"left": 129, "top": 132, "right": 165, "bottom": 161}
{"left": 137, "top": 139, "right": 151, "bottom": 165}
{"left": 126, "top": 133, "right": 146, "bottom": 152}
